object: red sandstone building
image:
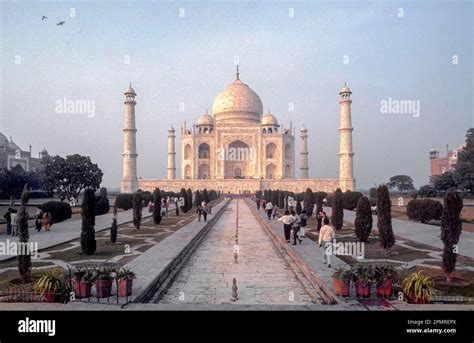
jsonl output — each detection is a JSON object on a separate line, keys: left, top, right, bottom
{"left": 429, "top": 145, "right": 463, "bottom": 178}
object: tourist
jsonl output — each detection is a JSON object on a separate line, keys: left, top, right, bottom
{"left": 256, "top": 198, "right": 260, "bottom": 210}
{"left": 208, "top": 204, "right": 212, "bottom": 214}
{"left": 291, "top": 210, "right": 302, "bottom": 245}
{"left": 196, "top": 205, "right": 203, "bottom": 222}
{"left": 147, "top": 200, "right": 153, "bottom": 213}
{"left": 272, "top": 205, "right": 277, "bottom": 220}
{"left": 317, "top": 210, "right": 327, "bottom": 231}
{"left": 319, "top": 217, "right": 335, "bottom": 268}
{"left": 202, "top": 205, "right": 208, "bottom": 222}
{"left": 265, "top": 201, "right": 273, "bottom": 220}
{"left": 277, "top": 210, "right": 295, "bottom": 243}
{"left": 299, "top": 210, "right": 308, "bottom": 239}
{"left": 10, "top": 209, "right": 18, "bottom": 237}
{"left": 35, "top": 207, "right": 43, "bottom": 232}
{"left": 161, "top": 200, "right": 167, "bottom": 218}
{"left": 3, "top": 207, "right": 12, "bottom": 235}
{"left": 43, "top": 211, "right": 52, "bottom": 232}
{"left": 165, "top": 197, "right": 169, "bottom": 213}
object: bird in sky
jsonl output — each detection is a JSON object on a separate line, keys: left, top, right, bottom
{"left": 56, "top": 21, "right": 65, "bottom": 26}
{"left": 41, "top": 16, "right": 48, "bottom": 21}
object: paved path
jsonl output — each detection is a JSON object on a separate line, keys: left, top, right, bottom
{"left": 160, "top": 199, "right": 313, "bottom": 305}
{"left": 326, "top": 207, "right": 474, "bottom": 259}
{"left": 0, "top": 208, "right": 153, "bottom": 262}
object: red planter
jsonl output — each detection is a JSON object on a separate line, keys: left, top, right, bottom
{"left": 73, "top": 279, "right": 92, "bottom": 298}
{"left": 355, "top": 282, "right": 371, "bottom": 297}
{"left": 408, "top": 292, "right": 429, "bottom": 304}
{"left": 95, "top": 279, "right": 112, "bottom": 298}
{"left": 118, "top": 279, "right": 133, "bottom": 297}
{"left": 340, "top": 283, "right": 350, "bottom": 297}
{"left": 376, "top": 281, "right": 393, "bottom": 298}
{"left": 44, "top": 292, "right": 61, "bottom": 303}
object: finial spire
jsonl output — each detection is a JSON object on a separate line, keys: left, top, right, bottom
{"left": 236, "top": 65, "right": 240, "bottom": 80}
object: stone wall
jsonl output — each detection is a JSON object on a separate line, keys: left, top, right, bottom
{"left": 137, "top": 178, "right": 350, "bottom": 194}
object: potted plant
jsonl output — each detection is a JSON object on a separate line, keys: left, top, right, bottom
{"left": 374, "top": 264, "right": 397, "bottom": 298}
{"left": 332, "top": 267, "right": 351, "bottom": 297}
{"left": 117, "top": 267, "right": 136, "bottom": 297}
{"left": 351, "top": 264, "right": 374, "bottom": 297}
{"left": 402, "top": 270, "right": 434, "bottom": 304}
{"left": 34, "top": 268, "right": 66, "bottom": 303}
{"left": 94, "top": 267, "right": 113, "bottom": 298}
{"left": 71, "top": 267, "right": 94, "bottom": 298}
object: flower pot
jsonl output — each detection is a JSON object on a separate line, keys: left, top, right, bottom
{"left": 340, "top": 283, "right": 350, "bottom": 297}
{"left": 355, "top": 281, "right": 371, "bottom": 297}
{"left": 44, "top": 292, "right": 60, "bottom": 303}
{"left": 408, "top": 292, "right": 429, "bottom": 304}
{"left": 333, "top": 278, "right": 342, "bottom": 295}
{"left": 118, "top": 278, "right": 133, "bottom": 297}
{"left": 73, "top": 279, "right": 92, "bottom": 298}
{"left": 95, "top": 279, "right": 112, "bottom": 298}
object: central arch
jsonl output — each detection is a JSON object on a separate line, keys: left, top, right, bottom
{"left": 224, "top": 140, "right": 250, "bottom": 179}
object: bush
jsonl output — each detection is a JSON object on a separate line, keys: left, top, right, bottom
{"left": 115, "top": 193, "right": 133, "bottom": 210}
{"left": 377, "top": 185, "right": 395, "bottom": 250}
{"left": 141, "top": 191, "right": 153, "bottom": 205}
{"left": 153, "top": 188, "right": 162, "bottom": 225}
{"left": 132, "top": 191, "right": 143, "bottom": 230}
{"left": 40, "top": 201, "right": 72, "bottom": 224}
{"left": 80, "top": 189, "right": 96, "bottom": 255}
{"left": 355, "top": 196, "right": 372, "bottom": 243}
{"left": 342, "top": 191, "right": 363, "bottom": 211}
{"left": 95, "top": 187, "right": 110, "bottom": 216}
{"left": 407, "top": 199, "right": 443, "bottom": 223}
{"left": 331, "top": 188, "right": 344, "bottom": 230}
{"left": 441, "top": 191, "right": 463, "bottom": 283}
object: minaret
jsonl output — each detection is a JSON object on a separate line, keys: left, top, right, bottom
{"left": 121, "top": 83, "right": 138, "bottom": 193}
{"left": 339, "top": 83, "right": 355, "bottom": 190}
{"left": 167, "top": 126, "right": 176, "bottom": 180}
{"left": 300, "top": 125, "right": 309, "bottom": 179}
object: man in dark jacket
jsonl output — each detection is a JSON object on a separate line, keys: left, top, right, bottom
{"left": 3, "top": 208, "right": 12, "bottom": 235}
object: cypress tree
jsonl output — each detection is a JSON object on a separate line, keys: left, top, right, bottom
{"left": 278, "top": 190, "right": 285, "bottom": 208}
{"left": 81, "top": 188, "right": 97, "bottom": 254}
{"left": 194, "top": 190, "right": 202, "bottom": 207}
{"left": 153, "top": 187, "right": 162, "bottom": 225}
{"left": 132, "top": 190, "right": 143, "bottom": 230}
{"left": 203, "top": 188, "right": 209, "bottom": 203}
{"left": 17, "top": 184, "right": 31, "bottom": 283}
{"left": 295, "top": 199, "right": 302, "bottom": 214}
{"left": 355, "top": 196, "right": 373, "bottom": 243}
{"left": 331, "top": 188, "right": 344, "bottom": 230}
{"left": 440, "top": 191, "right": 463, "bottom": 283}
{"left": 377, "top": 184, "right": 395, "bottom": 251}
{"left": 186, "top": 188, "right": 193, "bottom": 211}
{"left": 110, "top": 204, "right": 118, "bottom": 244}
{"left": 304, "top": 188, "right": 314, "bottom": 217}
{"left": 179, "top": 188, "right": 188, "bottom": 213}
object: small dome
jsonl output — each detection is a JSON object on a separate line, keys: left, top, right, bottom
{"left": 124, "top": 83, "right": 136, "bottom": 95}
{"left": 339, "top": 84, "right": 351, "bottom": 94}
{"left": 198, "top": 113, "right": 214, "bottom": 126}
{"left": 430, "top": 147, "right": 437, "bottom": 152}
{"left": 262, "top": 113, "right": 278, "bottom": 126}
{"left": 300, "top": 125, "right": 307, "bottom": 131}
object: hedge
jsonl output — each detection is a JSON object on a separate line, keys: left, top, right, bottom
{"left": 115, "top": 193, "right": 133, "bottom": 210}
{"left": 40, "top": 201, "right": 72, "bottom": 224}
{"left": 342, "top": 191, "right": 363, "bottom": 211}
{"left": 407, "top": 199, "right": 443, "bottom": 223}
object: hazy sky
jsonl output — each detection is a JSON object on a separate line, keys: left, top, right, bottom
{"left": 1, "top": 0, "right": 472, "bottom": 190}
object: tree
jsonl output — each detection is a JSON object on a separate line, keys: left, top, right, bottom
{"left": 369, "top": 187, "right": 377, "bottom": 199}
{"left": 432, "top": 172, "right": 457, "bottom": 193}
{"left": 315, "top": 197, "right": 324, "bottom": 230}
{"left": 354, "top": 196, "right": 372, "bottom": 243}
{"left": 179, "top": 188, "right": 188, "bottom": 213}
{"left": 132, "top": 191, "right": 143, "bottom": 230}
{"left": 110, "top": 205, "right": 118, "bottom": 244}
{"left": 304, "top": 188, "right": 314, "bottom": 217}
{"left": 331, "top": 188, "right": 344, "bottom": 230}
{"left": 0, "top": 166, "right": 37, "bottom": 206}
{"left": 153, "top": 188, "right": 162, "bottom": 225}
{"left": 186, "top": 188, "right": 193, "bottom": 211}
{"left": 202, "top": 189, "right": 209, "bottom": 203}
{"left": 388, "top": 175, "right": 415, "bottom": 192}
{"left": 80, "top": 189, "right": 97, "bottom": 255}
{"left": 454, "top": 128, "right": 474, "bottom": 194}
{"left": 440, "top": 191, "right": 463, "bottom": 283}
{"left": 417, "top": 184, "right": 436, "bottom": 198}
{"left": 278, "top": 190, "right": 285, "bottom": 209}
{"left": 41, "top": 154, "right": 103, "bottom": 202}
{"left": 295, "top": 199, "right": 302, "bottom": 214}
{"left": 194, "top": 190, "right": 203, "bottom": 207}
{"left": 377, "top": 185, "right": 395, "bottom": 251}
{"left": 17, "top": 184, "right": 31, "bottom": 283}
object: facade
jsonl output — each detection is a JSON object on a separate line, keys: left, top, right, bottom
{"left": 429, "top": 145, "right": 463, "bottom": 179}
{"left": 121, "top": 68, "right": 356, "bottom": 194}
{"left": 0, "top": 132, "right": 43, "bottom": 172}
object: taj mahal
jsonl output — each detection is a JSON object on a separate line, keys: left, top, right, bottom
{"left": 120, "top": 67, "right": 355, "bottom": 194}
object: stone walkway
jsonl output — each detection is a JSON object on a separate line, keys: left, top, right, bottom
{"left": 160, "top": 199, "right": 313, "bottom": 305}
{"left": 0, "top": 208, "right": 153, "bottom": 262}
{"left": 330, "top": 207, "right": 474, "bottom": 259}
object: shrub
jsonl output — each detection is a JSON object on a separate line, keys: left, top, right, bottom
{"left": 179, "top": 188, "right": 188, "bottom": 213}
{"left": 132, "top": 191, "right": 142, "bottom": 230}
{"left": 81, "top": 189, "right": 96, "bottom": 255}
{"left": 295, "top": 199, "right": 302, "bottom": 214}
{"left": 186, "top": 188, "right": 193, "bottom": 211}
{"left": 441, "top": 191, "right": 463, "bottom": 283}
{"left": 115, "top": 193, "right": 133, "bottom": 211}
{"left": 377, "top": 185, "right": 395, "bottom": 251}
{"left": 95, "top": 187, "right": 109, "bottom": 216}
{"left": 40, "top": 201, "right": 72, "bottom": 224}
{"left": 17, "top": 185, "right": 31, "bottom": 283}
{"left": 342, "top": 191, "right": 363, "bottom": 211}
{"left": 304, "top": 188, "right": 314, "bottom": 216}
{"left": 110, "top": 205, "right": 118, "bottom": 244}
{"left": 355, "top": 196, "right": 372, "bottom": 243}
{"left": 417, "top": 185, "right": 436, "bottom": 198}
{"left": 141, "top": 191, "right": 153, "bottom": 205}
{"left": 407, "top": 199, "right": 443, "bottom": 223}
{"left": 153, "top": 188, "right": 162, "bottom": 225}
{"left": 331, "top": 188, "right": 344, "bottom": 230}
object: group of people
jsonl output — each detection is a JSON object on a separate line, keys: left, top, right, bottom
{"left": 3, "top": 207, "right": 52, "bottom": 236}
{"left": 196, "top": 201, "right": 211, "bottom": 222}
{"left": 147, "top": 197, "right": 169, "bottom": 218}
{"left": 256, "top": 198, "right": 336, "bottom": 267}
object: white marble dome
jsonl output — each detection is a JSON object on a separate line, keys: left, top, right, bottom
{"left": 212, "top": 78, "right": 263, "bottom": 125}
{"left": 262, "top": 113, "right": 278, "bottom": 126}
{"left": 197, "top": 113, "right": 214, "bottom": 126}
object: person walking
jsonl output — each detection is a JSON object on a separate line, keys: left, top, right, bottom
{"left": 10, "top": 209, "right": 18, "bottom": 237}
{"left": 202, "top": 205, "right": 208, "bottom": 222}
{"left": 256, "top": 198, "right": 260, "bottom": 210}
{"left": 319, "top": 217, "right": 335, "bottom": 268}
{"left": 34, "top": 207, "right": 43, "bottom": 232}
{"left": 196, "top": 205, "right": 203, "bottom": 222}
{"left": 265, "top": 201, "right": 273, "bottom": 220}
{"left": 277, "top": 210, "right": 295, "bottom": 243}
{"left": 299, "top": 210, "right": 308, "bottom": 239}
{"left": 291, "top": 210, "right": 302, "bottom": 245}
{"left": 272, "top": 205, "right": 277, "bottom": 220}
{"left": 3, "top": 207, "right": 12, "bottom": 235}
{"left": 43, "top": 211, "right": 52, "bottom": 232}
